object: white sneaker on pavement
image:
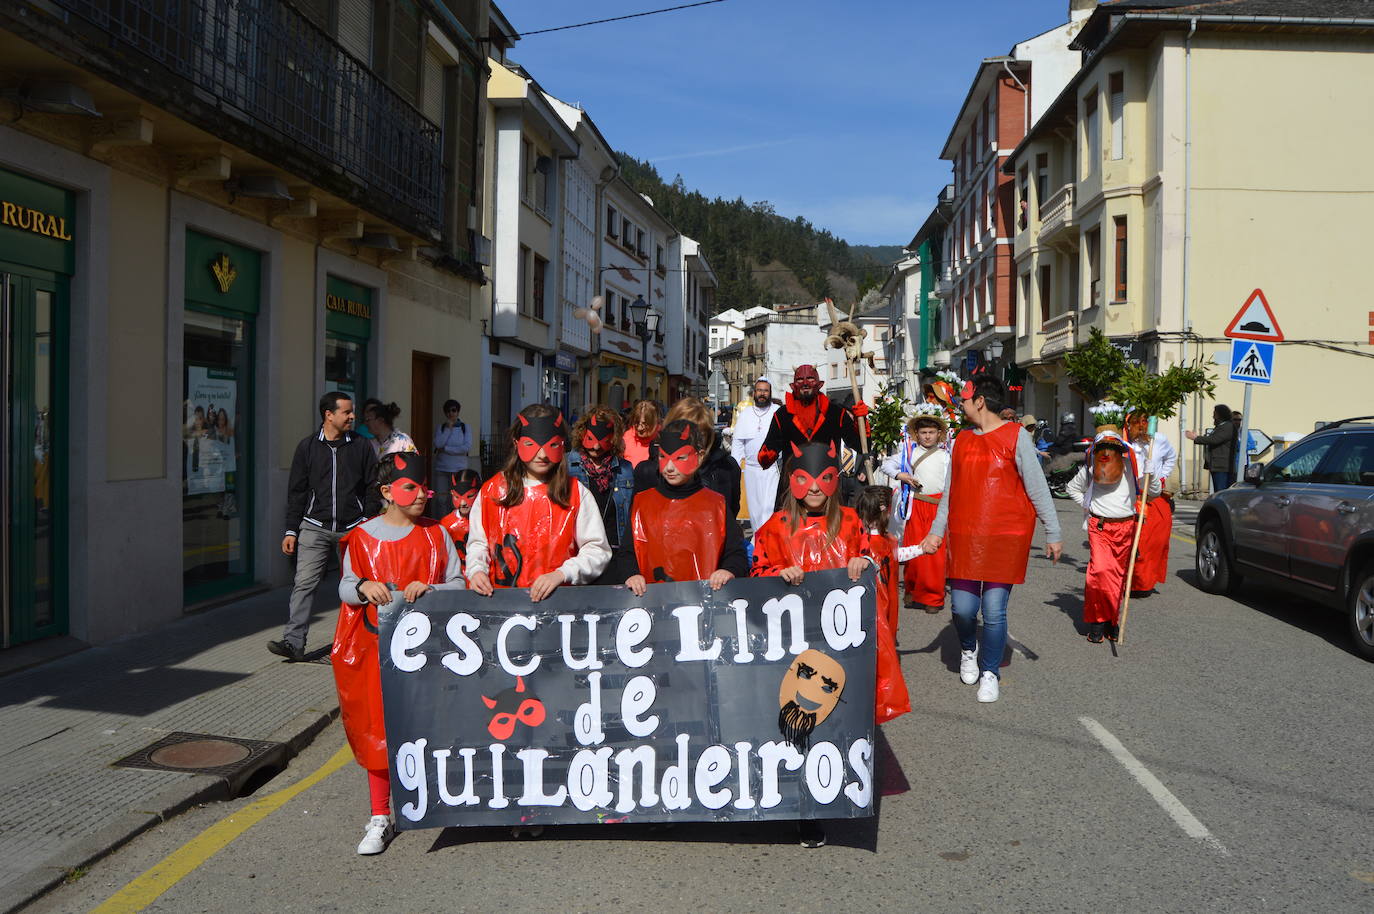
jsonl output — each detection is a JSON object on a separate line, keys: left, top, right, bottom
{"left": 977, "top": 671, "right": 1000, "bottom": 703}
{"left": 356, "top": 814, "right": 394, "bottom": 855}
{"left": 959, "top": 649, "right": 979, "bottom": 685}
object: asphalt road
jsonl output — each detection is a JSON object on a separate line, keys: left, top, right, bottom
{"left": 30, "top": 502, "right": 1374, "bottom": 913}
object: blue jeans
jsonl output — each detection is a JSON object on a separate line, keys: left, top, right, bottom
{"left": 950, "top": 579, "right": 1013, "bottom": 678}
{"left": 1210, "top": 471, "right": 1233, "bottom": 492}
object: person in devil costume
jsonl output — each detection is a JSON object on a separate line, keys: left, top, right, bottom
{"left": 855, "top": 485, "right": 913, "bottom": 726}
{"left": 756, "top": 365, "right": 866, "bottom": 510}
{"left": 334, "top": 452, "right": 463, "bottom": 855}
{"left": 752, "top": 439, "right": 873, "bottom": 849}
{"left": 466, "top": 404, "right": 611, "bottom": 601}
{"left": 438, "top": 468, "right": 482, "bottom": 584}
{"left": 568, "top": 405, "right": 636, "bottom": 560}
{"left": 609, "top": 419, "right": 749, "bottom": 594}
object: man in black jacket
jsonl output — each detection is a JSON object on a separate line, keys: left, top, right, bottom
{"left": 267, "top": 392, "right": 380, "bottom": 661}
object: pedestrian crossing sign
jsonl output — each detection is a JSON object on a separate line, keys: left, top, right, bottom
{"left": 1229, "top": 338, "right": 1274, "bottom": 385}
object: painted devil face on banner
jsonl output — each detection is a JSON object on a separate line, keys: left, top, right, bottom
{"left": 790, "top": 364, "right": 822, "bottom": 400}
{"left": 385, "top": 453, "right": 431, "bottom": 507}
{"left": 515, "top": 411, "right": 568, "bottom": 464}
{"left": 788, "top": 440, "right": 840, "bottom": 500}
{"left": 481, "top": 676, "right": 546, "bottom": 741}
{"left": 581, "top": 416, "right": 616, "bottom": 452}
{"left": 451, "top": 470, "right": 481, "bottom": 513}
{"left": 657, "top": 423, "right": 701, "bottom": 478}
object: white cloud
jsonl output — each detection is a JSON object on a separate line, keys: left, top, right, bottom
{"left": 649, "top": 138, "right": 797, "bottom": 163}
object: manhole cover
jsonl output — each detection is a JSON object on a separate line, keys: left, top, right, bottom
{"left": 150, "top": 738, "right": 252, "bottom": 769}
{"left": 114, "top": 731, "right": 286, "bottom": 783}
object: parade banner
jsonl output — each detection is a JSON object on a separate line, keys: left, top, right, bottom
{"left": 378, "top": 568, "right": 877, "bottom": 830}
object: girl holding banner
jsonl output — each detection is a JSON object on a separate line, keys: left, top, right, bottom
{"left": 611, "top": 419, "right": 750, "bottom": 595}
{"left": 466, "top": 404, "right": 611, "bottom": 601}
{"left": 333, "top": 454, "right": 463, "bottom": 856}
{"left": 438, "top": 468, "right": 482, "bottom": 586}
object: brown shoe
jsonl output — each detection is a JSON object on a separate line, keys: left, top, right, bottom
{"left": 921, "top": 603, "right": 943, "bottom": 614}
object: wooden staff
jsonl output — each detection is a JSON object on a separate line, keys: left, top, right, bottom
{"left": 844, "top": 353, "right": 873, "bottom": 479}
{"left": 1116, "top": 437, "right": 1155, "bottom": 645}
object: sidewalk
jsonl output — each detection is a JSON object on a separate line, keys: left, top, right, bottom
{"left": 0, "top": 583, "right": 344, "bottom": 913}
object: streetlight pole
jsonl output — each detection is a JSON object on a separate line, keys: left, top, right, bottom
{"left": 629, "top": 295, "right": 659, "bottom": 401}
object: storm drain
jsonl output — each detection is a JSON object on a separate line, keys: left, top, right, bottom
{"left": 114, "top": 731, "right": 288, "bottom": 795}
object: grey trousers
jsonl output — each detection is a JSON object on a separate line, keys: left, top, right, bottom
{"left": 283, "top": 524, "right": 344, "bottom": 649}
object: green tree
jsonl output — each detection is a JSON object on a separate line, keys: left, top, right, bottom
{"left": 1062, "top": 328, "right": 1128, "bottom": 401}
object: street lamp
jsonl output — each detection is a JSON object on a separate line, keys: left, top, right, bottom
{"left": 986, "top": 338, "right": 1004, "bottom": 362}
{"left": 630, "top": 295, "right": 660, "bottom": 399}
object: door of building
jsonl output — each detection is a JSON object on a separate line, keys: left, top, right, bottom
{"left": 411, "top": 352, "right": 442, "bottom": 458}
{"left": 1, "top": 269, "right": 67, "bottom": 646}
{"left": 488, "top": 364, "right": 514, "bottom": 471}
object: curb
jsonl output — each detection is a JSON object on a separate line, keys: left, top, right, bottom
{"left": 8, "top": 706, "right": 341, "bottom": 914}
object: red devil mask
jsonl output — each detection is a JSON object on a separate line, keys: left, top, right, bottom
{"left": 791, "top": 364, "right": 821, "bottom": 399}
{"left": 656, "top": 421, "right": 701, "bottom": 478}
{"left": 960, "top": 380, "right": 975, "bottom": 402}
{"left": 386, "top": 453, "right": 432, "bottom": 507}
{"left": 581, "top": 416, "right": 616, "bottom": 452}
{"left": 515, "top": 411, "right": 568, "bottom": 464}
{"left": 451, "top": 469, "right": 482, "bottom": 512}
{"left": 481, "top": 676, "right": 547, "bottom": 741}
{"left": 789, "top": 440, "right": 840, "bottom": 500}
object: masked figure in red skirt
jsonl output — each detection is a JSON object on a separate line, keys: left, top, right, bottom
{"left": 438, "top": 468, "right": 481, "bottom": 583}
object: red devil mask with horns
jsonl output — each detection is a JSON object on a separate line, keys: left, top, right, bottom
{"left": 656, "top": 420, "right": 701, "bottom": 477}
{"left": 450, "top": 468, "right": 482, "bottom": 512}
{"left": 581, "top": 415, "right": 616, "bottom": 452}
{"left": 385, "top": 453, "right": 432, "bottom": 507}
{"left": 481, "top": 676, "right": 546, "bottom": 740}
{"left": 789, "top": 440, "right": 840, "bottom": 500}
{"left": 515, "top": 411, "right": 568, "bottom": 464}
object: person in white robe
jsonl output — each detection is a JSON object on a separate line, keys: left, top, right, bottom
{"left": 730, "top": 377, "right": 780, "bottom": 537}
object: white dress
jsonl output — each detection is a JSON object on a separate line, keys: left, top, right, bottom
{"left": 730, "top": 401, "right": 780, "bottom": 535}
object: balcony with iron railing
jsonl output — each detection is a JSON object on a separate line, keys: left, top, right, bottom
{"left": 23, "top": 0, "right": 445, "bottom": 239}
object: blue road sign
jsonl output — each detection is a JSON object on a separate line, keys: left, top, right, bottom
{"left": 1229, "top": 339, "right": 1275, "bottom": 385}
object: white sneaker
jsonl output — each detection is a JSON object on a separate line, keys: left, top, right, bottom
{"left": 356, "top": 814, "right": 394, "bottom": 855}
{"left": 977, "top": 671, "right": 1000, "bottom": 703}
{"left": 959, "top": 649, "right": 979, "bottom": 685}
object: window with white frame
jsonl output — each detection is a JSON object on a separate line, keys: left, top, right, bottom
{"left": 1083, "top": 90, "right": 1100, "bottom": 175}
{"left": 1109, "top": 72, "right": 1125, "bottom": 160}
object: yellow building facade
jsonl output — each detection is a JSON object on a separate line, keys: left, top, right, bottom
{"left": 1008, "top": 9, "right": 1374, "bottom": 491}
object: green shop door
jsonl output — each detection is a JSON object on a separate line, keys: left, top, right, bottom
{"left": 324, "top": 275, "right": 372, "bottom": 398}
{"left": 1, "top": 167, "right": 73, "bottom": 646}
{"left": 183, "top": 232, "right": 259, "bottom": 603}
{"left": 1, "top": 270, "right": 68, "bottom": 645}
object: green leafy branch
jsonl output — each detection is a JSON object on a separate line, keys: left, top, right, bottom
{"left": 1110, "top": 360, "right": 1217, "bottom": 420}
{"left": 1062, "top": 328, "right": 1128, "bottom": 401}
{"left": 868, "top": 391, "right": 909, "bottom": 455}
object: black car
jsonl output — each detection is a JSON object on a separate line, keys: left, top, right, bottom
{"left": 1194, "top": 418, "right": 1374, "bottom": 660}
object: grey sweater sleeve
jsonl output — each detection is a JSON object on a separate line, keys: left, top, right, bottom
{"left": 926, "top": 429, "right": 1061, "bottom": 541}
{"left": 1016, "top": 428, "right": 1062, "bottom": 541}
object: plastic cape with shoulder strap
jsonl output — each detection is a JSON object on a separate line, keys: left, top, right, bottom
{"left": 439, "top": 510, "right": 471, "bottom": 583}
{"left": 333, "top": 520, "right": 450, "bottom": 770}
{"left": 752, "top": 508, "right": 869, "bottom": 574}
{"left": 478, "top": 475, "right": 582, "bottom": 588}
{"left": 867, "top": 533, "right": 911, "bottom": 724}
{"left": 630, "top": 487, "right": 726, "bottom": 583}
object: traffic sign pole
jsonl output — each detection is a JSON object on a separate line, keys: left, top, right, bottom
{"left": 1237, "top": 384, "right": 1252, "bottom": 480}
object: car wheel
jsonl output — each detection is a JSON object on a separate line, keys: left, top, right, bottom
{"left": 1196, "top": 521, "right": 1241, "bottom": 594}
{"left": 1348, "top": 564, "right": 1374, "bottom": 662}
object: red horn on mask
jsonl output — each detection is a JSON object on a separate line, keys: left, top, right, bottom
{"left": 791, "top": 441, "right": 803, "bottom": 458}
{"left": 827, "top": 441, "right": 836, "bottom": 458}
{"left": 481, "top": 694, "right": 496, "bottom": 709}
{"left": 395, "top": 454, "right": 407, "bottom": 470}
{"left": 515, "top": 676, "right": 525, "bottom": 693}
{"left": 680, "top": 425, "right": 691, "bottom": 440}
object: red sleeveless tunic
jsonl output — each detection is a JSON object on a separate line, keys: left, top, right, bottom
{"left": 630, "top": 487, "right": 726, "bottom": 583}
{"left": 946, "top": 422, "right": 1036, "bottom": 584}
{"left": 478, "top": 476, "right": 582, "bottom": 588}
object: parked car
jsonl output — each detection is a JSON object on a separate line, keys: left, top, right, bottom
{"left": 1194, "top": 417, "right": 1374, "bottom": 660}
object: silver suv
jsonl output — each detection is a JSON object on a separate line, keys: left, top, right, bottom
{"left": 1194, "top": 418, "right": 1374, "bottom": 660}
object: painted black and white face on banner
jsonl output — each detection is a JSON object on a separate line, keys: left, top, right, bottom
{"left": 378, "top": 568, "right": 878, "bottom": 829}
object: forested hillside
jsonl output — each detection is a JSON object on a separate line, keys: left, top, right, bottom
{"left": 616, "top": 154, "right": 893, "bottom": 312}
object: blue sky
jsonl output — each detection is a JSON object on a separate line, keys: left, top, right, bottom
{"left": 499, "top": 0, "right": 1070, "bottom": 246}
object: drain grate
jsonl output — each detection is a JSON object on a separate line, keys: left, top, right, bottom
{"left": 114, "top": 731, "right": 287, "bottom": 787}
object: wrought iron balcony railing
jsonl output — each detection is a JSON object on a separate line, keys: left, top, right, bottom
{"left": 47, "top": 0, "right": 443, "bottom": 235}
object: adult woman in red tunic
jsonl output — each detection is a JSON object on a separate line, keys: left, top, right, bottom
{"left": 921, "top": 376, "right": 1062, "bottom": 704}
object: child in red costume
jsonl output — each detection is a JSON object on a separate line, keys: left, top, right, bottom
{"left": 438, "top": 468, "right": 481, "bottom": 584}
{"left": 753, "top": 440, "right": 872, "bottom": 581}
{"left": 881, "top": 410, "right": 950, "bottom": 612}
{"left": 466, "top": 404, "right": 611, "bottom": 602}
{"left": 855, "top": 485, "right": 912, "bottom": 725}
{"left": 611, "top": 419, "right": 750, "bottom": 594}
{"left": 334, "top": 453, "right": 462, "bottom": 856}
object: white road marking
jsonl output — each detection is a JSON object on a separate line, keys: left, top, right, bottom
{"left": 1079, "top": 716, "right": 1230, "bottom": 856}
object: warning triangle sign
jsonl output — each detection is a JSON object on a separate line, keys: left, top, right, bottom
{"left": 1224, "top": 289, "right": 1284, "bottom": 341}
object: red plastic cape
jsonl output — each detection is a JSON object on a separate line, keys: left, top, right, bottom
{"left": 478, "top": 475, "right": 582, "bottom": 588}
{"left": 947, "top": 422, "right": 1036, "bottom": 584}
{"left": 630, "top": 487, "right": 726, "bottom": 583}
{"left": 750, "top": 507, "right": 869, "bottom": 577}
{"left": 333, "top": 519, "right": 451, "bottom": 770}
{"left": 1131, "top": 495, "right": 1173, "bottom": 592}
{"left": 867, "top": 532, "right": 912, "bottom": 724}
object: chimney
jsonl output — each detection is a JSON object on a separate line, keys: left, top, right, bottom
{"left": 1070, "top": 0, "right": 1096, "bottom": 22}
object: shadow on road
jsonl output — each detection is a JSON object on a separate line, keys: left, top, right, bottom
{"left": 1174, "top": 568, "right": 1363, "bottom": 660}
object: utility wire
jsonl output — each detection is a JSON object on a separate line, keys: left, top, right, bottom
{"left": 514, "top": 0, "right": 728, "bottom": 37}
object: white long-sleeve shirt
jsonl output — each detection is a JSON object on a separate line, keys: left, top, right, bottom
{"left": 1130, "top": 432, "right": 1177, "bottom": 481}
{"left": 881, "top": 441, "right": 950, "bottom": 496}
{"left": 1066, "top": 466, "right": 1162, "bottom": 519}
{"left": 465, "top": 478, "right": 611, "bottom": 584}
